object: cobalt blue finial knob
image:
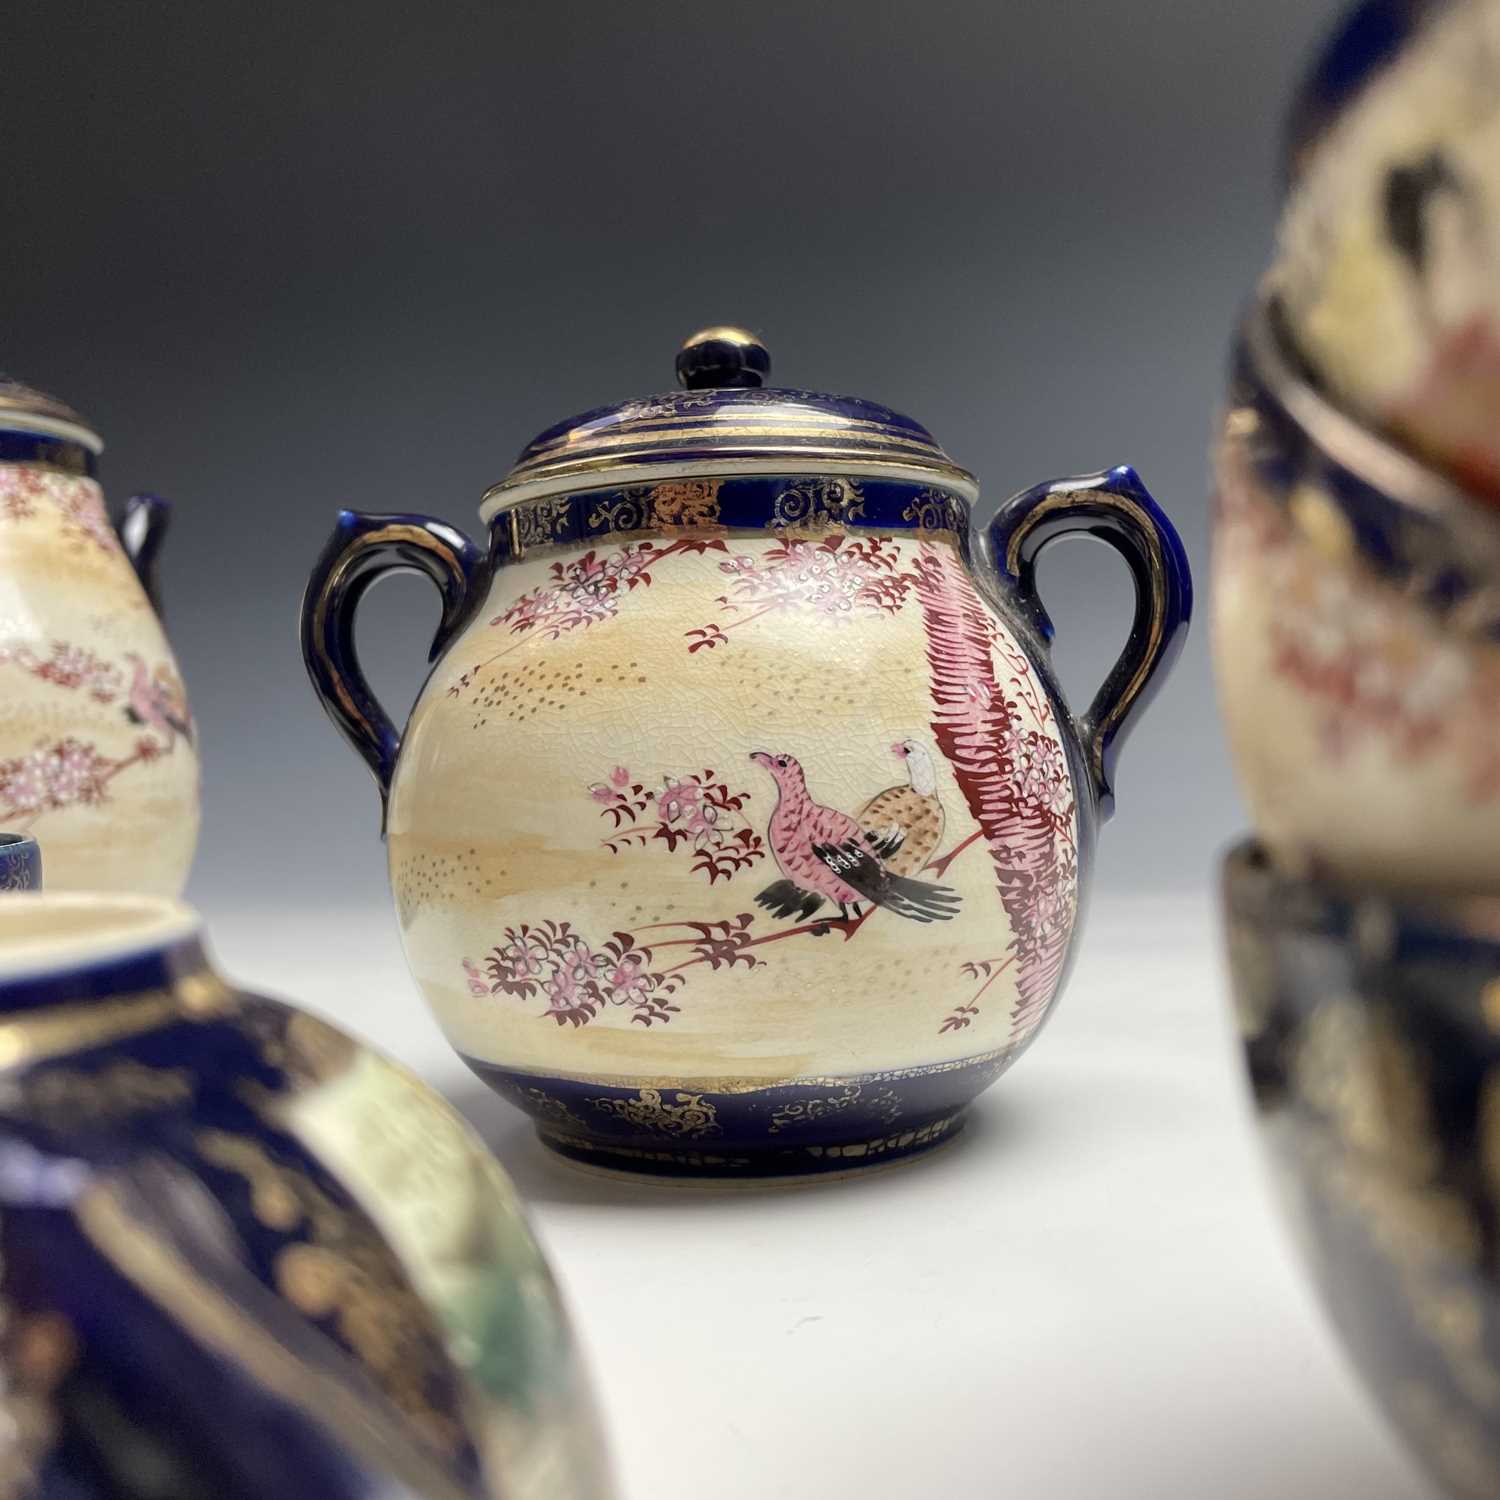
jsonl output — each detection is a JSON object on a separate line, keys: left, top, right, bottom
{"left": 675, "top": 326, "right": 770, "bottom": 390}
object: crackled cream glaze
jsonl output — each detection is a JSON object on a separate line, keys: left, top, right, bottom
{"left": 389, "top": 526, "right": 1080, "bottom": 1086}
{"left": 0, "top": 465, "right": 198, "bottom": 894}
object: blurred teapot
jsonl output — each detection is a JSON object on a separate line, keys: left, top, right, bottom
{"left": 0, "top": 374, "right": 199, "bottom": 895}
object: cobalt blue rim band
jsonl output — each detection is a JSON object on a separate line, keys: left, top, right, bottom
{"left": 0, "top": 430, "right": 98, "bottom": 477}
{"left": 487, "top": 473, "right": 971, "bottom": 566}
{"left": 0, "top": 933, "right": 208, "bottom": 1016}
{"left": 1234, "top": 299, "right": 1500, "bottom": 635}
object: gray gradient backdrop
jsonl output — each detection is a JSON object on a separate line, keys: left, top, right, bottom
{"left": 5, "top": 0, "right": 1342, "bottom": 914}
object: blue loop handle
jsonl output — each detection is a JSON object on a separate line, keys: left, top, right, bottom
{"left": 983, "top": 464, "right": 1192, "bottom": 821}
{"left": 301, "top": 510, "right": 488, "bottom": 828}
{"left": 117, "top": 493, "right": 171, "bottom": 616}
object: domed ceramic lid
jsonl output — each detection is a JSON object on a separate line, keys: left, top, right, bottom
{"left": 0, "top": 372, "right": 102, "bottom": 453}
{"left": 1282, "top": 0, "right": 1454, "bottom": 189}
{"left": 480, "top": 326, "right": 977, "bottom": 516}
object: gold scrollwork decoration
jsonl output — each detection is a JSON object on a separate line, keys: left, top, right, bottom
{"left": 586, "top": 1087, "right": 722, "bottom": 1139}
{"left": 512, "top": 497, "right": 574, "bottom": 555}
{"left": 767, "top": 1085, "right": 902, "bottom": 1134}
{"left": 585, "top": 492, "right": 651, "bottom": 535}
{"left": 585, "top": 478, "right": 724, "bottom": 538}
{"left": 900, "top": 488, "right": 963, "bottom": 533}
{"left": 517, "top": 1087, "right": 586, "bottom": 1132}
{"left": 771, "top": 477, "right": 866, "bottom": 530}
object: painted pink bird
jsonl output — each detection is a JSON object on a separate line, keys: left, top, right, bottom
{"left": 749, "top": 750, "right": 960, "bottom": 925}
{"left": 123, "top": 653, "right": 192, "bottom": 746}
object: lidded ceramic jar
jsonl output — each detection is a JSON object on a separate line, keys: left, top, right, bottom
{"left": 303, "top": 327, "right": 1191, "bottom": 1178}
{"left": 0, "top": 375, "right": 199, "bottom": 894}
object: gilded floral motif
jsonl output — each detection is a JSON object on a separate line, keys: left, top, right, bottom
{"left": 767, "top": 1085, "right": 901, "bottom": 1134}
{"left": 586, "top": 1087, "right": 722, "bottom": 1139}
{"left": 512, "top": 497, "right": 573, "bottom": 553}
{"left": 769, "top": 476, "right": 865, "bottom": 529}
{"left": 515, "top": 1088, "right": 586, "bottom": 1133}
{"left": 900, "top": 488, "right": 965, "bottom": 533}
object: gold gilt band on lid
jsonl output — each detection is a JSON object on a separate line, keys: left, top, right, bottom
{"left": 0, "top": 373, "right": 103, "bottom": 453}
{"left": 481, "top": 326, "right": 978, "bottom": 516}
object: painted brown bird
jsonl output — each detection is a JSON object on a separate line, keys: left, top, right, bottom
{"left": 750, "top": 750, "right": 960, "bottom": 924}
{"left": 856, "top": 739, "right": 945, "bottom": 877}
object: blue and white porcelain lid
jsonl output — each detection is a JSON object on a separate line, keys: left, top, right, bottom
{"left": 480, "top": 326, "right": 977, "bottom": 516}
{"left": 0, "top": 372, "right": 102, "bottom": 453}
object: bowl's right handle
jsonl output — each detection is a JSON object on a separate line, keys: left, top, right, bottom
{"left": 983, "top": 464, "right": 1192, "bottom": 822}
{"left": 300, "top": 510, "right": 488, "bottom": 829}
{"left": 117, "top": 493, "right": 171, "bottom": 617}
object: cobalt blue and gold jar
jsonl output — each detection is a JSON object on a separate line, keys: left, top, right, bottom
{"left": 303, "top": 326, "right": 1192, "bottom": 1179}
{"left": 0, "top": 892, "right": 610, "bottom": 1498}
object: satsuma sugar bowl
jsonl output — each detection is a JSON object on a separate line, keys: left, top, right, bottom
{"left": 1213, "top": 293, "right": 1500, "bottom": 892}
{"left": 0, "top": 892, "right": 610, "bottom": 1499}
{"left": 302, "top": 327, "right": 1191, "bottom": 1179}
{"left": 1223, "top": 840, "right": 1500, "bottom": 1500}
{"left": 0, "top": 374, "right": 199, "bottom": 894}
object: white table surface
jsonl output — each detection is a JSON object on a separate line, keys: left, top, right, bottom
{"left": 206, "top": 892, "right": 1431, "bottom": 1500}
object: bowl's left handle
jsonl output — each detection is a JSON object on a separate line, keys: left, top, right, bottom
{"left": 118, "top": 493, "right": 171, "bottom": 616}
{"left": 301, "top": 510, "right": 488, "bottom": 830}
{"left": 983, "top": 465, "right": 1192, "bottom": 822}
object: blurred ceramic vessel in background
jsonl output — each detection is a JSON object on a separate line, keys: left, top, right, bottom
{"left": 1223, "top": 839, "right": 1500, "bottom": 1500}
{"left": 0, "top": 893, "right": 610, "bottom": 1500}
{"left": 301, "top": 327, "right": 1192, "bottom": 1179}
{"left": 0, "top": 375, "right": 199, "bottom": 894}
{"left": 0, "top": 832, "right": 42, "bottom": 891}
{"left": 1275, "top": 0, "right": 1500, "bottom": 502}
{"left": 1212, "top": 293, "right": 1500, "bottom": 892}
